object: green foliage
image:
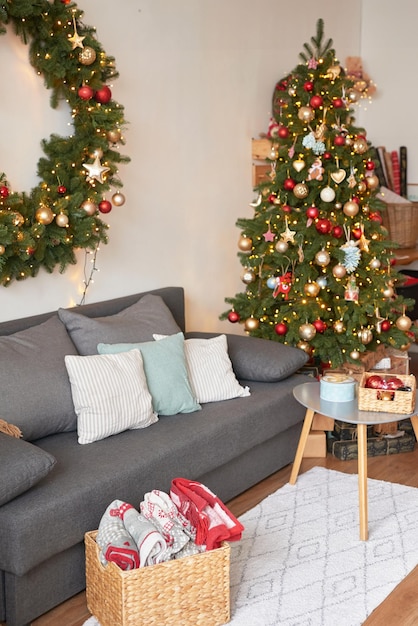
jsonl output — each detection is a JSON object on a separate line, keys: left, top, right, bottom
{"left": 0, "top": 0, "right": 129, "bottom": 285}
{"left": 222, "top": 20, "right": 417, "bottom": 367}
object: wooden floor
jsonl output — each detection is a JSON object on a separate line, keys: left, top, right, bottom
{"left": 6, "top": 353, "right": 418, "bottom": 626}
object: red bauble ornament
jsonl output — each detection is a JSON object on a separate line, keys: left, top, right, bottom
{"left": 306, "top": 206, "right": 319, "bottom": 219}
{"left": 78, "top": 85, "right": 94, "bottom": 100}
{"left": 61, "top": 0, "right": 71, "bottom": 3}
{"left": 386, "top": 377, "right": 404, "bottom": 390}
{"left": 228, "top": 311, "right": 240, "bottom": 323}
{"left": 352, "top": 228, "right": 362, "bottom": 239}
{"left": 0, "top": 185, "right": 9, "bottom": 199}
{"left": 310, "top": 95, "right": 323, "bottom": 109}
{"left": 282, "top": 204, "right": 292, "bottom": 213}
{"left": 369, "top": 212, "right": 383, "bottom": 224}
{"left": 366, "top": 160, "right": 375, "bottom": 171}
{"left": 313, "top": 319, "right": 327, "bottom": 333}
{"left": 268, "top": 193, "right": 277, "bottom": 203}
{"left": 98, "top": 200, "right": 112, "bottom": 213}
{"left": 303, "top": 81, "right": 314, "bottom": 92}
{"left": 315, "top": 218, "right": 332, "bottom": 234}
{"left": 283, "top": 177, "right": 296, "bottom": 191}
{"left": 380, "top": 320, "right": 391, "bottom": 332}
{"left": 332, "top": 225, "right": 344, "bottom": 238}
{"left": 365, "top": 375, "right": 383, "bottom": 389}
{"left": 334, "top": 135, "right": 346, "bottom": 147}
{"left": 333, "top": 98, "right": 344, "bottom": 108}
{"left": 323, "top": 151, "right": 332, "bottom": 160}
{"left": 57, "top": 185, "right": 67, "bottom": 195}
{"left": 95, "top": 86, "right": 112, "bottom": 104}
{"left": 278, "top": 126, "right": 289, "bottom": 139}
{"left": 275, "top": 322, "right": 288, "bottom": 336}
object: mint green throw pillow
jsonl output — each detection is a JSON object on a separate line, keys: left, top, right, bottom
{"left": 97, "top": 333, "right": 201, "bottom": 416}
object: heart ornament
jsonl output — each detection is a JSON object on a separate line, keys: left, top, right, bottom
{"left": 292, "top": 159, "right": 306, "bottom": 172}
{"left": 331, "top": 169, "right": 346, "bottom": 184}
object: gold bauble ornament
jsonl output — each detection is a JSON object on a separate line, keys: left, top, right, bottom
{"left": 244, "top": 316, "right": 259, "bottom": 331}
{"left": 12, "top": 212, "right": 25, "bottom": 227}
{"left": 292, "top": 159, "right": 306, "bottom": 172}
{"left": 112, "top": 192, "right": 126, "bottom": 207}
{"left": 358, "top": 328, "right": 373, "bottom": 345}
{"left": 350, "top": 350, "right": 361, "bottom": 360}
{"left": 315, "top": 249, "right": 331, "bottom": 266}
{"left": 107, "top": 128, "right": 122, "bottom": 143}
{"left": 370, "top": 257, "right": 381, "bottom": 269}
{"left": 288, "top": 86, "right": 297, "bottom": 97}
{"left": 357, "top": 181, "right": 367, "bottom": 193}
{"left": 35, "top": 205, "right": 54, "bottom": 225}
{"left": 382, "top": 286, "right": 394, "bottom": 298}
{"left": 298, "top": 106, "right": 315, "bottom": 122}
{"left": 0, "top": 244, "right": 5, "bottom": 255}
{"left": 366, "top": 174, "right": 379, "bottom": 190}
{"left": 332, "top": 264, "right": 347, "bottom": 279}
{"left": 333, "top": 320, "right": 345, "bottom": 333}
{"left": 78, "top": 46, "right": 97, "bottom": 65}
{"left": 347, "top": 89, "right": 362, "bottom": 103}
{"left": 81, "top": 200, "right": 97, "bottom": 216}
{"left": 238, "top": 235, "right": 253, "bottom": 253}
{"left": 16, "top": 232, "right": 24, "bottom": 242}
{"left": 299, "top": 323, "right": 316, "bottom": 341}
{"left": 297, "top": 340, "right": 312, "bottom": 355}
{"left": 353, "top": 137, "right": 368, "bottom": 154}
{"left": 400, "top": 342, "right": 411, "bottom": 352}
{"left": 304, "top": 281, "right": 320, "bottom": 297}
{"left": 55, "top": 213, "right": 69, "bottom": 228}
{"left": 293, "top": 183, "right": 309, "bottom": 199}
{"left": 343, "top": 200, "right": 359, "bottom": 217}
{"left": 275, "top": 240, "right": 289, "bottom": 254}
{"left": 241, "top": 268, "right": 256, "bottom": 284}
{"left": 396, "top": 315, "right": 412, "bottom": 331}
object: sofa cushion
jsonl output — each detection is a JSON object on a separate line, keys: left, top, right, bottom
{"left": 98, "top": 333, "right": 201, "bottom": 416}
{"left": 0, "top": 315, "right": 78, "bottom": 441}
{"left": 154, "top": 333, "right": 250, "bottom": 403}
{"left": 186, "top": 332, "right": 308, "bottom": 382}
{"left": 58, "top": 294, "right": 181, "bottom": 356}
{"left": 64, "top": 350, "right": 158, "bottom": 444}
{"left": 0, "top": 434, "right": 56, "bottom": 505}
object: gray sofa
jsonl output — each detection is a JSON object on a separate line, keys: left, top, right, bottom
{"left": 0, "top": 286, "right": 309, "bottom": 626}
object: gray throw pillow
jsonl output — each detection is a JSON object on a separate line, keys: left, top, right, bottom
{"left": 0, "top": 434, "right": 56, "bottom": 505}
{"left": 58, "top": 294, "right": 181, "bottom": 356}
{"left": 0, "top": 315, "right": 78, "bottom": 441}
{"left": 185, "top": 332, "right": 308, "bottom": 382}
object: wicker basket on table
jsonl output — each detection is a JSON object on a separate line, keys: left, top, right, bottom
{"left": 85, "top": 530, "right": 231, "bottom": 626}
{"left": 358, "top": 373, "right": 416, "bottom": 414}
{"left": 381, "top": 201, "right": 418, "bottom": 248}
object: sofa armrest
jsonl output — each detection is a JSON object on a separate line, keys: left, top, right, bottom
{"left": 185, "top": 332, "right": 308, "bottom": 382}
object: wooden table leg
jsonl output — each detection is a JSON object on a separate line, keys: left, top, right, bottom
{"left": 409, "top": 414, "right": 418, "bottom": 441}
{"left": 289, "top": 408, "right": 315, "bottom": 485}
{"left": 357, "top": 423, "right": 368, "bottom": 541}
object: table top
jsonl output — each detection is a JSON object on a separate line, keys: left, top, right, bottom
{"left": 293, "top": 382, "right": 418, "bottom": 425}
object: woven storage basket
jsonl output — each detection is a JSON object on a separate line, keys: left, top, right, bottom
{"left": 358, "top": 373, "right": 416, "bottom": 414}
{"left": 381, "top": 201, "right": 418, "bottom": 248}
{"left": 85, "top": 530, "right": 230, "bottom": 626}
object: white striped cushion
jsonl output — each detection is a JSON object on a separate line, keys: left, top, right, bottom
{"left": 154, "top": 334, "right": 250, "bottom": 403}
{"left": 64, "top": 350, "right": 157, "bottom": 444}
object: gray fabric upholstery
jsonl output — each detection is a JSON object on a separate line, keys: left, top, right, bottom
{"left": 0, "top": 435, "right": 56, "bottom": 506}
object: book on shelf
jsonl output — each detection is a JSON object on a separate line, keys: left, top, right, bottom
{"left": 400, "top": 146, "right": 408, "bottom": 198}
{"left": 391, "top": 150, "right": 401, "bottom": 195}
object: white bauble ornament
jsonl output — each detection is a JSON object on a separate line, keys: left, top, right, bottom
{"left": 315, "top": 249, "right": 331, "bottom": 266}
{"left": 320, "top": 186, "right": 336, "bottom": 202}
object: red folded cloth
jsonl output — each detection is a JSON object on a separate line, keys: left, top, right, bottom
{"left": 170, "top": 478, "right": 244, "bottom": 550}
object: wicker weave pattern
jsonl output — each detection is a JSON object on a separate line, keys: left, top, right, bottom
{"left": 358, "top": 373, "right": 416, "bottom": 414}
{"left": 381, "top": 201, "right": 418, "bottom": 248}
{"left": 85, "top": 531, "right": 230, "bottom": 626}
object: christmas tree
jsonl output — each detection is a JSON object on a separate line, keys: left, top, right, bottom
{"left": 222, "top": 19, "right": 417, "bottom": 368}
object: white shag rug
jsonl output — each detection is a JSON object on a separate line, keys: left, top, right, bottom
{"left": 84, "top": 466, "right": 418, "bottom": 626}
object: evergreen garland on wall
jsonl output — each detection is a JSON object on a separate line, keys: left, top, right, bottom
{"left": 0, "top": 0, "right": 129, "bottom": 286}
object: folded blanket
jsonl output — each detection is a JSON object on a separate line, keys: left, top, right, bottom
{"left": 170, "top": 478, "right": 244, "bottom": 550}
{"left": 140, "top": 490, "right": 201, "bottom": 559}
{"left": 97, "top": 500, "right": 168, "bottom": 569}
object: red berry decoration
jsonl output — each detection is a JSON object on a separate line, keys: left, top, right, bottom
{"left": 303, "top": 81, "right": 314, "bottom": 92}
{"left": 78, "top": 85, "right": 94, "bottom": 100}
{"left": 310, "top": 95, "right": 323, "bottom": 109}
{"left": 315, "top": 218, "right": 332, "bottom": 234}
{"left": 228, "top": 311, "right": 240, "bottom": 323}
{"left": 278, "top": 126, "right": 289, "bottom": 139}
{"left": 57, "top": 185, "right": 67, "bottom": 195}
{"left": 334, "top": 135, "right": 346, "bottom": 147}
{"left": 98, "top": 200, "right": 112, "bottom": 213}
{"left": 283, "top": 177, "right": 296, "bottom": 191}
{"left": 306, "top": 206, "right": 319, "bottom": 219}
{"left": 95, "top": 86, "right": 112, "bottom": 104}
{"left": 380, "top": 320, "right": 391, "bottom": 332}
{"left": 333, "top": 97, "right": 344, "bottom": 108}
{"left": 275, "top": 322, "right": 288, "bottom": 336}
{"left": 332, "top": 225, "right": 344, "bottom": 238}
{"left": 0, "top": 185, "right": 9, "bottom": 199}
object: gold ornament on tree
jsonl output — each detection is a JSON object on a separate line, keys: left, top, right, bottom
{"left": 293, "top": 182, "right": 309, "bottom": 199}
{"left": 83, "top": 154, "right": 111, "bottom": 184}
{"left": 244, "top": 316, "right": 259, "bottom": 331}
{"left": 78, "top": 46, "right": 97, "bottom": 65}
{"left": 35, "top": 205, "right": 54, "bottom": 225}
{"left": 81, "top": 200, "right": 97, "bottom": 216}
{"left": 358, "top": 328, "right": 373, "bottom": 345}
{"left": 111, "top": 192, "right": 126, "bottom": 207}
{"left": 55, "top": 213, "right": 69, "bottom": 228}
{"left": 299, "top": 323, "right": 316, "bottom": 341}
{"left": 238, "top": 235, "right": 253, "bottom": 253}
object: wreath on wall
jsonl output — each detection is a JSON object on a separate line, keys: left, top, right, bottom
{"left": 0, "top": 0, "right": 129, "bottom": 286}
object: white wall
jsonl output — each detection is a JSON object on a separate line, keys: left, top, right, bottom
{"left": 1, "top": 1, "right": 362, "bottom": 327}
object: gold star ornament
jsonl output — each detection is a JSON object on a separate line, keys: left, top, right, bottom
{"left": 68, "top": 17, "right": 85, "bottom": 50}
{"left": 83, "top": 154, "right": 110, "bottom": 184}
